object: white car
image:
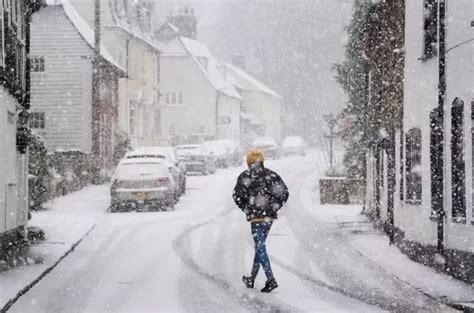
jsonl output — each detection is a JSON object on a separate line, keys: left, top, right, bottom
{"left": 110, "top": 159, "right": 177, "bottom": 212}
{"left": 176, "top": 144, "right": 216, "bottom": 175}
{"left": 202, "top": 140, "right": 232, "bottom": 168}
{"left": 125, "top": 147, "right": 186, "bottom": 196}
{"left": 282, "top": 136, "right": 307, "bottom": 156}
{"left": 219, "top": 140, "right": 242, "bottom": 166}
{"left": 251, "top": 137, "right": 281, "bottom": 159}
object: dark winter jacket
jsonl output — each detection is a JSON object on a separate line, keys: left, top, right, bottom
{"left": 233, "top": 164, "right": 289, "bottom": 222}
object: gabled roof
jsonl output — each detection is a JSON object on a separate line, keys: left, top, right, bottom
{"left": 45, "top": 0, "right": 125, "bottom": 76}
{"left": 178, "top": 37, "right": 242, "bottom": 99}
{"left": 224, "top": 63, "right": 282, "bottom": 99}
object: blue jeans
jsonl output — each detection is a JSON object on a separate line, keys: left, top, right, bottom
{"left": 250, "top": 221, "right": 274, "bottom": 280}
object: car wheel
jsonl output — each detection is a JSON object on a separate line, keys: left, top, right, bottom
{"left": 167, "top": 200, "right": 175, "bottom": 211}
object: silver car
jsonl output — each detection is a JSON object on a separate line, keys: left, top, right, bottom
{"left": 110, "top": 159, "right": 177, "bottom": 212}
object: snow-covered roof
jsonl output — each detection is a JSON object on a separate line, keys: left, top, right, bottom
{"left": 154, "top": 37, "right": 188, "bottom": 57}
{"left": 224, "top": 63, "right": 282, "bottom": 99}
{"left": 156, "top": 36, "right": 241, "bottom": 100}
{"left": 179, "top": 37, "right": 242, "bottom": 99}
{"left": 45, "top": 0, "right": 125, "bottom": 75}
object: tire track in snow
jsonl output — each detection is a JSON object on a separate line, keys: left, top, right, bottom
{"left": 279, "top": 152, "right": 454, "bottom": 313}
{"left": 172, "top": 209, "right": 302, "bottom": 313}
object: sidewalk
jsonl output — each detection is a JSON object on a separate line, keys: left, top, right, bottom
{"left": 0, "top": 185, "right": 110, "bottom": 309}
{"left": 314, "top": 204, "right": 474, "bottom": 311}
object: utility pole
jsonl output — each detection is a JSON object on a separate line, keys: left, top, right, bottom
{"left": 92, "top": 0, "right": 101, "bottom": 169}
{"left": 436, "top": 0, "right": 447, "bottom": 256}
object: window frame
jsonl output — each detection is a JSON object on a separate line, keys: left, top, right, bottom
{"left": 405, "top": 128, "right": 423, "bottom": 205}
{"left": 31, "top": 56, "right": 45, "bottom": 72}
{"left": 422, "top": 0, "right": 438, "bottom": 60}
{"left": 451, "top": 98, "right": 466, "bottom": 222}
{"left": 29, "top": 112, "right": 45, "bottom": 129}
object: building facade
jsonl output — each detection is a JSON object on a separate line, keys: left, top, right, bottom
{"left": 30, "top": 2, "right": 124, "bottom": 169}
{"left": 0, "top": 0, "right": 41, "bottom": 250}
{"left": 157, "top": 34, "right": 242, "bottom": 144}
{"left": 365, "top": 0, "right": 474, "bottom": 283}
{"left": 69, "top": 0, "right": 162, "bottom": 149}
{"left": 223, "top": 63, "right": 282, "bottom": 146}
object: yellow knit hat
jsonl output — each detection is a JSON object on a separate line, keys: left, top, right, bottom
{"left": 246, "top": 149, "right": 265, "bottom": 167}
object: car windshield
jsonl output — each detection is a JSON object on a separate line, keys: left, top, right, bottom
{"left": 126, "top": 154, "right": 167, "bottom": 160}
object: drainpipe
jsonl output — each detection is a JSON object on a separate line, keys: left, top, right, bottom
{"left": 437, "top": 0, "right": 447, "bottom": 256}
{"left": 92, "top": 0, "right": 102, "bottom": 169}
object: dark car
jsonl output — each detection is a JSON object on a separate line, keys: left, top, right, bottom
{"left": 176, "top": 144, "right": 216, "bottom": 175}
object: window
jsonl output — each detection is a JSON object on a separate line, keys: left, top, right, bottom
{"left": 451, "top": 98, "right": 466, "bottom": 221}
{"left": 405, "top": 128, "right": 422, "bottom": 204}
{"left": 171, "top": 92, "right": 176, "bottom": 105}
{"left": 129, "top": 101, "right": 137, "bottom": 136}
{"left": 430, "top": 108, "right": 443, "bottom": 217}
{"left": 31, "top": 56, "right": 45, "bottom": 72}
{"left": 178, "top": 92, "right": 183, "bottom": 105}
{"left": 423, "top": 0, "right": 438, "bottom": 59}
{"left": 165, "top": 92, "right": 170, "bottom": 105}
{"left": 29, "top": 112, "right": 45, "bottom": 129}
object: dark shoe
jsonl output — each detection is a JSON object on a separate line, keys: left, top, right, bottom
{"left": 261, "top": 278, "right": 278, "bottom": 293}
{"left": 242, "top": 275, "right": 255, "bottom": 289}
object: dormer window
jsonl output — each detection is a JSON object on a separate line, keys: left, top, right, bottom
{"left": 422, "top": 0, "right": 438, "bottom": 60}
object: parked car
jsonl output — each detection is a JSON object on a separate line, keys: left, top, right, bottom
{"left": 110, "top": 159, "right": 177, "bottom": 212}
{"left": 176, "top": 144, "right": 216, "bottom": 175}
{"left": 282, "top": 136, "right": 307, "bottom": 156}
{"left": 220, "top": 140, "right": 243, "bottom": 166}
{"left": 125, "top": 147, "right": 186, "bottom": 195}
{"left": 251, "top": 137, "right": 281, "bottom": 159}
{"left": 202, "top": 140, "right": 232, "bottom": 168}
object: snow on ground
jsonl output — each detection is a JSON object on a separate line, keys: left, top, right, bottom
{"left": 1, "top": 150, "right": 472, "bottom": 312}
{"left": 0, "top": 184, "right": 110, "bottom": 308}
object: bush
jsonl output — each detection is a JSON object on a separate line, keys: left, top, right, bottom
{"left": 28, "top": 133, "right": 53, "bottom": 210}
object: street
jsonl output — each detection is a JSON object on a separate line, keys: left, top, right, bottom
{"left": 6, "top": 151, "right": 463, "bottom": 313}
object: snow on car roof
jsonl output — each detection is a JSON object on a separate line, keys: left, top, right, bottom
{"left": 119, "top": 158, "right": 166, "bottom": 165}
{"left": 283, "top": 136, "right": 305, "bottom": 144}
{"left": 253, "top": 137, "right": 277, "bottom": 144}
{"left": 176, "top": 145, "right": 201, "bottom": 149}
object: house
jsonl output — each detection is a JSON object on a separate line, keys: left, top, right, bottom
{"left": 365, "top": 0, "right": 474, "bottom": 283}
{"left": 0, "top": 0, "right": 41, "bottom": 253}
{"left": 223, "top": 63, "right": 283, "bottom": 146}
{"left": 30, "top": 0, "right": 125, "bottom": 170}
{"left": 68, "top": 0, "right": 162, "bottom": 149}
{"left": 156, "top": 28, "right": 242, "bottom": 144}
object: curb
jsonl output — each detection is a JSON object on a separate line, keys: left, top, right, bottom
{"left": 1, "top": 225, "right": 96, "bottom": 313}
{"left": 349, "top": 237, "right": 472, "bottom": 312}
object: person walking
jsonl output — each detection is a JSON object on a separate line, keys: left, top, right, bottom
{"left": 233, "top": 149, "right": 289, "bottom": 293}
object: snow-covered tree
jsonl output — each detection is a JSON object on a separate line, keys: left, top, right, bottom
{"left": 336, "top": 0, "right": 404, "bottom": 178}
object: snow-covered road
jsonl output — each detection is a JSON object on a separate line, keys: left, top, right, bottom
{"left": 7, "top": 152, "right": 465, "bottom": 312}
